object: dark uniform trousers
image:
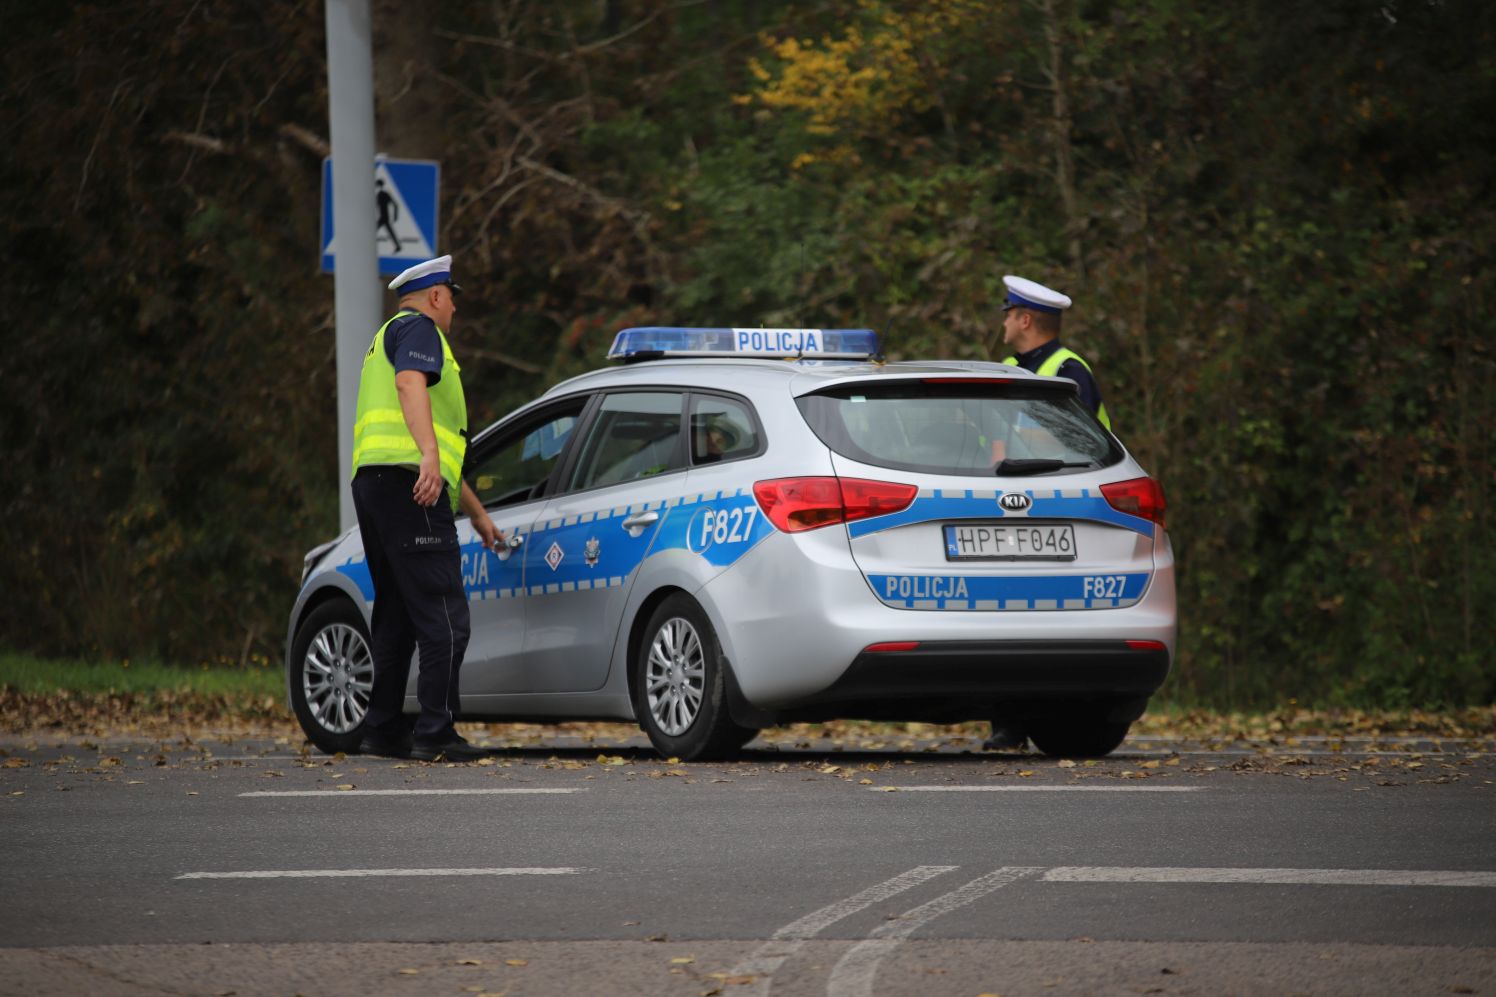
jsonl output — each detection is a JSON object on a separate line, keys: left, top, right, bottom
{"left": 350, "top": 466, "right": 471, "bottom": 742}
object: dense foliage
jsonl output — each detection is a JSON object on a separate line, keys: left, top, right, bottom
{"left": 3, "top": 0, "right": 1492, "bottom": 708}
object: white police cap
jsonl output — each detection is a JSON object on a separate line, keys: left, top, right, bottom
{"left": 389, "top": 255, "right": 460, "bottom": 295}
{"left": 1002, "top": 274, "right": 1071, "bottom": 315}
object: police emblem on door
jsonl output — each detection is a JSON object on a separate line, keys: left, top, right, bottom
{"left": 584, "top": 536, "right": 600, "bottom": 567}
{"left": 998, "top": 492, "right": 1032, "bottom": 512}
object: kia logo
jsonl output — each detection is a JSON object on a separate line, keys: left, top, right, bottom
{"left": 998, "top": 492, "right": 1031, "bottom": 512}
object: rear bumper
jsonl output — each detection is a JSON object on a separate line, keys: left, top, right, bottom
{"left": 762, "top": 640, "right": 1169, "bottom": 724}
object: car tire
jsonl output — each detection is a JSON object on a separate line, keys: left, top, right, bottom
{"left": 288, "top": 599, "right": 375, "bottom": 755}
{"left": 632, "top": 594, "right": 757, "bottom": 761}
{"left": 1028, "top": 712, "right": 1131, "bottom": 759}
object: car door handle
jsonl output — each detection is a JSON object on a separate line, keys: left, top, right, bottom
{"left": 621, "top": 511, "right": 659, "bottom": 537}
{"left": 496, "top": 532, "right": 523, "bottom": 561}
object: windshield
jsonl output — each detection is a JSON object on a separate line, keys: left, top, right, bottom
{"left": 796, "top": 381, "right": 1121, "bottom": 476}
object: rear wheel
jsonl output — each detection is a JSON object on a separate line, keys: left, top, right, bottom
{"left": 288, "top": 599, "right": 374, "bottom": 755}
{"left": 1028, "top": 712, "right": 1131, "bottom": 759}
{"left": 633, "top": 594, "right": 757, "bottom": 761}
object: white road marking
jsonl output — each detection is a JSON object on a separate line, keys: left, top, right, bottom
{"left": 826, "top": 867, "right": 1042, "bottom": 997}
{"left": 1043, "top": 867, "right": 1496, "bottom": 887}
{"left": 177, "top": 867, "right": 586, "bottom": 880}
{"left": 872, "top": 785, "right": 1203, "bottom": 792}
{"left": 238, "top": 788, "right": 583, "bottom": 797}
{"left": 728, "top": 866, "right": 957, "bottom": 997}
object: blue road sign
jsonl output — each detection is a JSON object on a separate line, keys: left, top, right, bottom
{"left": 321, "top": 157, "right": 440, "bottom": 276}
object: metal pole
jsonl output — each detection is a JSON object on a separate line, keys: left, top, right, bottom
{"left": 325, "top": 0, "right": 381, "bottom": 532}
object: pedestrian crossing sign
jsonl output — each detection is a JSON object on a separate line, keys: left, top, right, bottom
{"left": 320, "top": 157, "right": 441, "bottom": 276}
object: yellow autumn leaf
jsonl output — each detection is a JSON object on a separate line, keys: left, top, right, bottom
{"left": 1057, "top": 759, "right": 1077, "bottom": 768}
{"left": 504, "top": 958, "right": 528, "bottom": 967}
{"left": 670, "top": 956, "right": 695, "bottom": 965}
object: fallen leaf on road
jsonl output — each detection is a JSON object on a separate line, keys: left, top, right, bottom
{"left": 504, "top": 958, "right": 528, "bottom": 967}
{"left": 336, "top": 784, "right": 356, "bottom": 791}
{"left": 1018, "top": 770, "right": 1035, "bottom": 777}
{"left": 397, "top": 968, "right": 419, "bottom": 975}
{"left": 456, "top": 958, "right": 482, "bottom": 966}
{"left": 597, "top": 755, "right": 628, "bottom": 766}
{"left": 3, "top": 758, "right": 28, "bottom": 768}
{"left": 671, "top": 956, "right": 695, "bottom": 964}
{"left": 1057, "top": 759, "right": 1077, "bottom": 768}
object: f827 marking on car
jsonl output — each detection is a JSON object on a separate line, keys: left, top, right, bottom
{"left": 1083, "top": 575, "right": 1128, "bottom": 599}
{"left": 692, "top": 505, "right": 760, "bottom": 551}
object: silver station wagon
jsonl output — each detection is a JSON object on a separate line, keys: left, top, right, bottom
{"left": 287, "top": 328, "right": 1176, "bottom": 760}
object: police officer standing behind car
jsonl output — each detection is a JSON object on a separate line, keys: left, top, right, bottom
{"left": 350, "top": 255, "right": 503, "bottom": 762}
{"left": 998, "top": 273, "right": 1111, "bottom": 430}
{"left": 985, "top": 274, "right": 1112, "bottom": 751}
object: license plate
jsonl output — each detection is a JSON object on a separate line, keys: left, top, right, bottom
{"left": 943, "top": 523, "right": 1077, "bottom": 561}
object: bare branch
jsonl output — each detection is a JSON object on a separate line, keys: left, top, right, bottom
{"left": 163, "top": 130, "right": 231, "bottom": 154}
{"left": 463, "top": 347, "right": 544, "bottom": 374}
{"left": 278, "top": 123, "right": 330, "bottom": 158}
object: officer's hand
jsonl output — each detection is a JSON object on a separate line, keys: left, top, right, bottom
{"left": 413, "top": 452, "right": 443, "bottom": 507}
{"left": 473, "top": 513, "right": 504, "bottom": 553}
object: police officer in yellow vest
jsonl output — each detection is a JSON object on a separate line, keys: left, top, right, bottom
{"left": 999, "top": 274, "right": 1111, "bottom": 430}
{"left": 350, "top": 255, "right": 503, "bottom": 762}
{"left": 986, "top": 274, "right": 1112, "bottom": 752}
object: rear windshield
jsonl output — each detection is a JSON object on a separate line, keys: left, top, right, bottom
{"left": 796, "top": 381, "right": 1122, "bottom": 476}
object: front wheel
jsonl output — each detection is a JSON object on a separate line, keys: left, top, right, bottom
{"left": 288, "top": 599, "right": 374, "bottom": 755}
{"left": 632, "top": 594, "right": 757, "bottom": 761}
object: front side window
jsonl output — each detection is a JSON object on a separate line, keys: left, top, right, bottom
{"left": 567, "top": 391, "right": 685, "bottom": 491}
{"left": 796, "top": 381, "right": 1121, "bottom": 476}
{"left": 469, "top": 401, "right": 585, "bottom": 508}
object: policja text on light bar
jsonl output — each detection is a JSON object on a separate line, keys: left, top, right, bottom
{"left": 607, "top": 327, "right": 879, "bottom": 361}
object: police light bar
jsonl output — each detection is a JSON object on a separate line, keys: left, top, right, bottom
{"left": 607, "top": 327, "right": 879, "bottom": 362}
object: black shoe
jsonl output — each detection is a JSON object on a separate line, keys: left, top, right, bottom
{"left": 358, "top": 730, "right": 413, "bottom": 759}
{"left": 410, "top": 734, "right": 489, "bottom": 762}
{"left": 982, "top": 725, "right": 1028, "bottom": 751}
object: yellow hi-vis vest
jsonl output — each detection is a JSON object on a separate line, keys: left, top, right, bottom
{"left": 1002, "top": 346, "right": 1112, "bottom": 431}
{"left": 351, "top": 311, "right": 469, "bottom": 512}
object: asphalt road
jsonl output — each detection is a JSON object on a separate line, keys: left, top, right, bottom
{"left": 2, "top": 730, "right": 1494, "bottom": 996}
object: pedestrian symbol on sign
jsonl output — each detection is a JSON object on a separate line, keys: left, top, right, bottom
{"left": 375, "top": 179, "right": 400, "bottom": 252}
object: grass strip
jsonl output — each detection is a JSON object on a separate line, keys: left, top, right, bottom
{"left": 0, "top": 651, "right": 281, "bottom": 698}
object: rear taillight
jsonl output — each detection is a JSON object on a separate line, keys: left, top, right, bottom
{"left": 752, "top": 477, "right": 918, "bottom": 533}
{"left": 1100, "top": 476, "right": 1166, "bottom": 529}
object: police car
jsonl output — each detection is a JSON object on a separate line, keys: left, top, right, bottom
{"left": 286, "top": 328, "right": 1175, "bottom": 760}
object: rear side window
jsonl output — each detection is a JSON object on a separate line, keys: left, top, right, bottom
{"left": 567, "top": 391, "right": 685, "bottom": 490}
{"left": 796, "top": 381, "right": 1121, "bottom": 476}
